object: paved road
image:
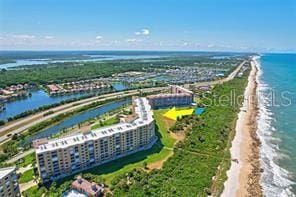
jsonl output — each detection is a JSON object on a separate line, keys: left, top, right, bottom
{"left": 6, "top": 149, "right": 35, "bottom": 164}
{"left": 0, "top": 87, "right": 167, "bottom": 143}
{"left": 3, "top": 60, "right": 248, "bottom": 164}
{"left": 0, "top": 60, "right": 246, "bottom": 144}
{"left": 184, "top": 60, "right": 247, "bottom": 88}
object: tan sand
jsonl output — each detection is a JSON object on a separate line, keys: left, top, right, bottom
{"left": 222, "top": 58, "right": 262, "bottom": 197}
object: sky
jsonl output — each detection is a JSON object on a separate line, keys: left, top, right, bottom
{"left": 0, "top": 0, "right": 295, "bottom": 52}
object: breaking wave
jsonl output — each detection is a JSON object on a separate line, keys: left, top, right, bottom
{"left": 255, "top": 56, "right": 296, "bottom": 197}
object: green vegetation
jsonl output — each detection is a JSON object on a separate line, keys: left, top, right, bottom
{"left": 19, "top": 169, "right": 34, "bottom": 183}
{"left": 0, "top": 61, "right": 146, "bottom": 86}
{"left": 17, "top": 153, "right": 35, "bottom": 168}
{"left": 153, "top": 109, "right": 176, "bottom": 148}
{"left": 1, "top": 98, "right": 129, "bottom": 157}
{"left": 18, "top": 65, "right": 249, "bottom": 196}
{"left": 22, "top": 185, "right": 47, "bottom": 197}
{"left": 24, "top": 107, "right": 176, "bottom": 196}
{"left": 91, "top": 116, "right": 120, "bottom": 130}
{"left": 53, "top": 108, "right": 176, "bottom": 185}
{"left": 0, "top": 56, "right": 241, "bottom": 87}
{"left": 111, "top": 70, "right": 249, "bottom": 196}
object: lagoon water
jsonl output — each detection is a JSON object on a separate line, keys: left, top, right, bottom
{"left": 0, "top": 90, "right": 92, "bottom": 121}
{"left": 22, "top": 99, "right": 129, "bottom": 146}
{"left": 257, "top": 54, "right": 296, "bottom": 196}
{"left": 0, "top": 84, "right": 128, "bottom": 121}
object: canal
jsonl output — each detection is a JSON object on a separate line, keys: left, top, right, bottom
{"left": 22, "top": 99, "right": 130, "bottom": 146}
{"left": 0, "top": 90, "right": 92, "bottom": 121}
{"left": 0, "top": 83, "right": 129, "bottom": 121}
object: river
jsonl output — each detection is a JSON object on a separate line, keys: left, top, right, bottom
{"left": 22, "top": 99, "right": 130, "bottom": 146}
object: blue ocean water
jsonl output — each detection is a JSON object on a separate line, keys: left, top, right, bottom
{"left": 257, "top": 54, "right": 296, "bottom": 196}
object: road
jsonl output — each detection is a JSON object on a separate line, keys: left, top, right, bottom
{"left": 0, "top": 60, "right": 247, "bottom": 144}
{"left": 184, "top": 60, "right": 247, "bottom": 88}
{"left": 0, "top": 87, "right": 167, "bottom": 143}
{"left": 3, "top": 60, "right": 248, "bottom": 165}
{"left": 6, "top": 149, "right": 35, "bottom": 164}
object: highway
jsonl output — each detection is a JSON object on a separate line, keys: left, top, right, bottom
{"left": 0, "top": 87, "right": 167, "bottom": 143}
{"left": 0, "top": 60, "right": 247, "bottom": 145}
{"left": 184, "top": 60, "right": 247, "bottom": 88}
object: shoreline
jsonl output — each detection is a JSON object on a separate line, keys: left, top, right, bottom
{"left": 222, "top": 57, "right": 262, "bottom": 196}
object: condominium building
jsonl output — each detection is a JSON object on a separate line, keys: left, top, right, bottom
{"left": 0, "top": 167, "right": 20, "bottom": 197}
{"left": 147, "top": 85, "right": 194, "bottom": 109}
{"left": 34, "top": 97, "right": 156, "bottom": 183}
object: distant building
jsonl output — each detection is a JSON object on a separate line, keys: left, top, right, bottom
{"left": 34, "top": 97, "right": 156, "bottom": 183}
{"left": 0, "top": 167, "right": 20, "bottom": 197}
{"left": 147, "top": 85, "right": 194, "bottom": 109}
{"left": 189, "top": 85, "right": 212, "bottom": 92}
{"left": 71, "top": 176, "right": 103, "bottom": 197}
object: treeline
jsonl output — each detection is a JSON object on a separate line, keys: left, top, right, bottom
{"left": 0, "top": 56, "right": 241, "bottom": 87}
{"left": 0, "top": 61, "right": 146, "bottom": 87}
{"left": 111, "top": 71, "right": 249, "bottom": 196}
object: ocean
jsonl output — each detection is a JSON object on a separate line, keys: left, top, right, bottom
{"left": 257, "top": 54, "right": 296, "bottom": 196}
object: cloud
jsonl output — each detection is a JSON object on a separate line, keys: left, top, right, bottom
{"left": 125, "top": 38, "right": 143, "bottom": 43}
{"left": 207, "top": 44, "right": 215, "bottom": 48}
{"left": 96, "top": 35, "right": 103, "bottom": 40}
{"left": 12, "top": 34, "right": 35, "bottom": 40}
{"left": 135, "top": 29, "right": 150, "bottom": 36}
{"left": 44, "top": 36, "right": 54, "bottom": 39}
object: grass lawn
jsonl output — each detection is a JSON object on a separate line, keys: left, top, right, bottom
{"left": 110, "top": 69, "right": 250, "bottom": 196}
{"left": 56, "top": 108, "right": 175, "bottom": 185}
{"left": 17, "top": 153, "right": 35, "bottom": 168}
{"left": 19, "top": 169, "right": 34, "bottom": 183}
{"left": 153, "top": 109, "right": 176, "bottom": 148}
{"left": 91, "top": 116, "right": 120, "bottom": 130}
{"left": 22, "top": 185, "right": 47, "bottom": 197}
{"left": 163, "top": 107, "right": 194, "bottom": 121}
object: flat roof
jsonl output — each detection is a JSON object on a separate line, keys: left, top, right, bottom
{"left": 35, "top": 97, "right": 153, "bottom": 154}
{"left": 0, "top": 167, "right": 15, "bottom": 179}
{"left": 147, "top": 93, "right": 192, "bottom": 99}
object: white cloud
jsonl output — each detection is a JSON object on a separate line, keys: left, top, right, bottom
{"left": 44, "top": 36, "right": 54, "bottom": 39}
{"left": 135, "top": 29, "right": 150, "bottom": 36}
{"left": 125, "top": 38, "right": 143, "bottom": 43}
{"left": 96, "top": 35, "right": 103, "bottom": 40}
{"left": 12, "top": 34, "right": 35, "bottom": 40}
{"left": 207, "top": 44, "right": 215, "bottom": 48}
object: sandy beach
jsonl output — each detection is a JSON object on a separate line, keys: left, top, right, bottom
{"left": 222, "top": 57, "right": 262, "bottom": 197}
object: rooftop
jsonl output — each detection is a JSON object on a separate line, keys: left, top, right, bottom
{"left": 71, "top": 176, "right": 103, "bottom": 196}
{"left": 34, "top": 97, "right": 153, "bottom": 154}
{"left": 0, "top": 167, "right": 15, "bottom": 179}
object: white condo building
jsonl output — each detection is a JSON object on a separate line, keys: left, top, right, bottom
{"left": 0, "top": 167, "right": 20, "bottom": 197}
{"left": 33, "top": 97, "right": 156, "bottom": 183}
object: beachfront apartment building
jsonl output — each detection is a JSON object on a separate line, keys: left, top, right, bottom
{"left": 147, "top": 85, "right": 194, "bottom": 109}
{"left": 0, "top": 167, "right": 20, "bottom": 197}
{"left": 33, "top": 97, "right": 156, "bottom": 183}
